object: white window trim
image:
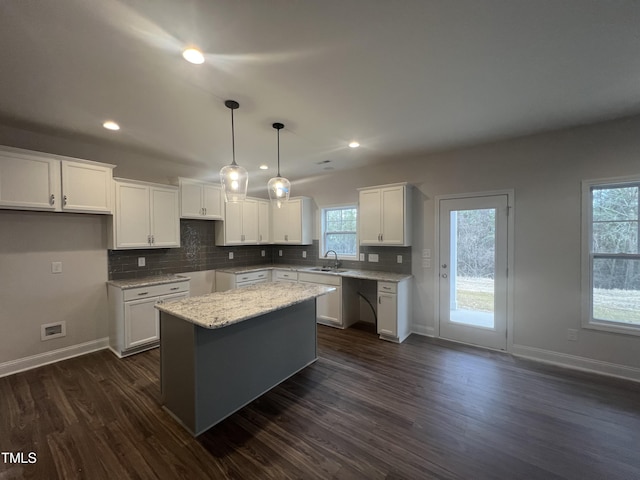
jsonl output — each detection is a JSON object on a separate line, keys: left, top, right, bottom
{"left": 581, "top": 175, "right": 640, "bottom": 336}
{"left": 319, "top": 204, "right": 359, "bottom": 260}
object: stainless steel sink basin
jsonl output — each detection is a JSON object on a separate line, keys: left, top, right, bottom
{"left": 306, "top": 267, "right": 349, "bottom": 273}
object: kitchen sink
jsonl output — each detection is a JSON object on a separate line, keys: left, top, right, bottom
{"left": 306, "top": 267, "right": 350, "bottom": 273}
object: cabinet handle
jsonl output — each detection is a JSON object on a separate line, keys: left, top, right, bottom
{"left": 63, "top": 195, "right": 68, "bottom": 206}
{"left": 151, "top": 235, "right": 155, "bottom": 244}
{"left": 50, "top": 194, "right": 55, "bottom": 205}
{"left": 378, "top": 296, "right": 381, "bottom": 304}
{"left": 285, "top": 234, "right": 288, "bottom": 241}
{"left": 241, "top": 277, "right": 248, "bottom": 281}
{"left": 147, "top": 235, "right": 151, "bottom": 244}
{"left": 382, "top": 286, "right": 391, "bottom": 291}
{"left": 380, "top": 233, "right": 383, "bottom": 242}
{"left": 204, "top": 207, "right": 207, "bottom": 215}
{"left": 138, "top": 292, "right": 149, "bottom": 296}
{"left": 170, "top": 287, "right": 179, "bottom": 291}
{"left": 259, "top": 234, "right": 262, "bottom": 242}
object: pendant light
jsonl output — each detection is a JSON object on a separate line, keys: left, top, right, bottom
{"left": 219, "top": 100, "right": 248, "bottom": 202}
{"left": 267, "top": 122, "right": 291, "bottom": 208}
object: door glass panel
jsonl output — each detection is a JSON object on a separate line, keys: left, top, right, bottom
{"left": 450, "top": 208, "right": 496, "bottom": 328}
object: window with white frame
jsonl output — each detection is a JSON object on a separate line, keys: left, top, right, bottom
{"left": 582, "top": 177, "right": 640, "bottom": 335}
{"left": 320, "top": 206, "right": 358, "bottom": 259}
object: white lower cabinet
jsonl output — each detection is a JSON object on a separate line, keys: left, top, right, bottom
{"left": 297, "top": 272, "right": 358, "bottom": 329}
{"left": 272, "top": 269, "right": 298, "bottom": 283}
{"left": 108, "top": 279, "right": 190, "bottom": 357}
{"left": 215, "top": 270, "right": 271, "bottom": 291}
{"left": 377, "top": 279, "right": 411, "bottom": 343}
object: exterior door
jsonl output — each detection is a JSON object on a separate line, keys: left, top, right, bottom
{"left": 438, "top": 194, "right": 509, "bottom": 350}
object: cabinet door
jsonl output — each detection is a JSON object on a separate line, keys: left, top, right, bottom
{"left": 124, "top": 297, "right": 160, "bottom": 349}
{"left": 317, "top": 285, "right": 342, "bottom": 326}
{"left": 115, "top": 182, "right": 151, "bottom": 248}
{"left": 241, "top": 199, "right": 259, "bottom": 243}
{"left": 257, "top": 200, "right": 270, "bottom": 243}
{"left": 0, "top": 153, "right": 60, "bottom": 211}
{"left": 359, "top": 189, "right": 382, "bottom": 244}
{"left": 202, "top": 184, "right": 223, "bottom": 219}
{"left": 150, "top": 187, "right": 180, "bottom": 247}
{"left": 180, "top": 181, "right": 203, "bottom": 218}
{"left": 377, "top": 293, "right": 397, "bottom": 337}
{"left": 61, "top": 161, "right": 112, "bottom": 213}
{"left": 284, "top": 200, "right": 302, "bottom": 243}
{"left": 224, "top": 201, "right": 243, "bottom": 244}
{"left": 271, "top": 202, "right": 287, "bottom": 243}
{"left": 380, "top": 186, "right": 405, "bottom": 244}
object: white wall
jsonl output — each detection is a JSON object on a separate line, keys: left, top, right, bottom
{"left": 0, "top": 210, "right": 109, "bottom": 369}
{"left": 298, "top": 115, "right": 640, "bottom": 378}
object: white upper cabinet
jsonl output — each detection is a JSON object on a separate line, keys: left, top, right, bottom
{"left": 358, "top": 183, "right": 411, "bottom": 246}
{"left": 61, "top": 160, "right": 113, "bottom": 213}
{"left": 215, "top": 197, "right": 263, "bottom": 245}
{"left": 0, "top": 146, "right": 114, "bottom": 214}
{"left": 271, "top": 197, "right": 313, "bottom": 245}
{"left": 179, "top": 178, "right": 223, "bottom": 220}
{"left": 257, "top": 199, "right": 270, "bottom": 244}
{"left": 110, "top": 179, "right": 180, "bottom": 249}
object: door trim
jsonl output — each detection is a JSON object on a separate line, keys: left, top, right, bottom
{"left": 434, "top": 189, "right": 515, "bottom": 352}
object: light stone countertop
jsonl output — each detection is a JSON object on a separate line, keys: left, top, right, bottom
{"left": 155, "top": 282, "right": 336, "bottom": 329}
{"left": 215, "top": 264, "right": 411, "bottom": 282}
{"left": 107, "top": 274, "right": 190, "bottom": 290}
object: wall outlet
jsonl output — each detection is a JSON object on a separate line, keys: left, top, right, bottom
{"left": 228, "top": 252, "right": 234, "bottom": 260}
{"left": 51, "top": 261, "right": 63, "bottom": 274}
{"left": 279, "top": 250, "right": 283, "bottom": 257}
{"left": 368, "top": 253, "right": 379, "bottom": 262}
{"left": 397, "top": 255, "right": 403, "bottom": 264}
{"left": 261, "top": 250, "right": 265, "bottom": 257}
{"left": 359, "top": 253, "right": 365, "bottom": 261}
{"left": 138, "top": 257, "right": 146, "bottom": 267}
{"left": 422, "top": 259, "right": 431, "bottom": 268}
{"left": 41, "top": 321, "right": 66, "bottom": 341}
{"left": 567, "top": 329, "right": 578, "bottom": 341}
{"left": 422, "top": 249, "right": 431, "bottom": 258}
{"left": 302, "top": 251, "right": 307, "bottom": 258}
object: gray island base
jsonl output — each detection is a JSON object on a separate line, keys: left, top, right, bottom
{"left": 156, "top": 283, "right": 334, "bottom": 436}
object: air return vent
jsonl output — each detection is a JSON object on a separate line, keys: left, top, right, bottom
{"left": 41, "top": 321, "right": 66, "bottom": 341}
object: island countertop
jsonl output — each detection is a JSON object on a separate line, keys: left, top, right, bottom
{"left": 155, "top": 282, "right": 335, "bottom": 329}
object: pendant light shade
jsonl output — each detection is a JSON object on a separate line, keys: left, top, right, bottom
{"left": 267, "top": 122, "right": 291, "bottom": 208}
{"left": 220, "top": 100, "right": 248, "bottom": 202}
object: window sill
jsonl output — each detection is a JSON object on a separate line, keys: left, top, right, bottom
{"left": 582, "top": 319, "right": 640, "bottom": 337}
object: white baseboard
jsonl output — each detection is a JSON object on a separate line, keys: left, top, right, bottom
{"left": 411, "top": 324, "right": 435, "bottom": 337}
{"left": 512, "top": 344, "right": 640, "bottom": 383}
{"left": 0, "top": 338, "right": 109, "bottom": 378}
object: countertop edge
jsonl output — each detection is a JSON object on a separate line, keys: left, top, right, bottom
{"left": 215, "top": 265, "right": 412, "bottom": 282}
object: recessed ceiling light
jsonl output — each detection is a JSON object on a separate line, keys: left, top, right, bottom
{"left": 103, "top": 120, "right": 120, "bottom": 131}
{"left": 259, "top": 164, "right": 269, "bottom": 170}
{"left": 348, "top": 141, "right": 360, "bottom": 148}
{"left": 182, "top": 47, "right": 204, "bottom": 64}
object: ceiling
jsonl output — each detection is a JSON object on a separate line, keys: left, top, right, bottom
{"left": 1, "top": 0, "right": 640, "bottom": 191}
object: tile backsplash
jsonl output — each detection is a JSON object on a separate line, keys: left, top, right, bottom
{"left": 108, "top": 220, "right": 411, "bottom": 280}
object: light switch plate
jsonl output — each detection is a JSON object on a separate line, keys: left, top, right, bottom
{"left": 302, "top": 251, "right": 307, "bottom": 258}
{"left": 138, "top": 257, "right": 146, "bottom": 267}
{"left": 422, "top": 249, "right": 431, "bottom": 258}
{"left": 397, "top": 255, "right": 402, "bottom": 264}
{"left": 261, "top": 250, "right": 265, "bottom": 257}
{"left": 359, "top": 253, "right": 365, "bottom": 261}
{"left": 229, "top": 252, "right": 234, "bottom": 260}
{"left": 51, "top": 261, "right": 62, "bottom": 274}
{"left": 279, "top": 250, "right": 283, "bottom": 257}
{"left": 368, "top": 253, "right": 379, "bottom": 263}
{"left": 423, "top": 259, "right": 431, "bottom": 268}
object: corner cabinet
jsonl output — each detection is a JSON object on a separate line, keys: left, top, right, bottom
{"left": 358, "top": 183, "right": 411, "bottom": 246}
{"left": 0, "top": 145, "right": 114, "bottom": 214}
{"left": 179, "top": 177, "right": 223, "bottom": 220}
{"left": 215, "top": 197, "right": 270, "bottom": 245}
{"left": 271, "top": 197, "right": 313, "bottom": 245}
{"left": 109, "top": 179, "right": 180, "bottom": 249}
{"left": 377, "top": 279, "right": 411, "bottom": 343}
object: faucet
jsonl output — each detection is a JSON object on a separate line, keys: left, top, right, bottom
{"left": 324, "top": 250, "right": 340, "bottom": 270}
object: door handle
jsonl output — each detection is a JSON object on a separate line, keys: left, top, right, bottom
{"left": 442, "top": 274, "right": 448, "bottom": 278}
{"left": 441, "top": 263, "right": 447, "bottom": 268}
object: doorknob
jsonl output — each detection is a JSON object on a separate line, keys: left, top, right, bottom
{"left": 442, "top": 273, "right": 448, "bottom": 278}
{"left": 441, "top": 263, "right": 447, "bottom": 268}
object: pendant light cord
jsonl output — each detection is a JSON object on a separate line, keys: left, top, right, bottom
{"left": 230, "top": 107, "right": 236, "bottom": 166}
{"left": 276, "top": 127, "right": 281, "bottom": 176}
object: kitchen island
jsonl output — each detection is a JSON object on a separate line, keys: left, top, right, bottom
{"left": 155, "top": 282, "right": 335, "bottom": 436}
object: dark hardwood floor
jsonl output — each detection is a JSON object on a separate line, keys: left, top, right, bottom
{"left": 1, "top": 324, "right": 639, "bottom": 479}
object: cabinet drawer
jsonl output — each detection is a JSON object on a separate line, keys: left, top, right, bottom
{"left": 123, "top": 281, "right": 189, "bottom": 301}
{"left": 273, "top": 270, "right": 298, "bottom": 282}
{"left": 298, "top": 272, "right": 341, "bottom": 286}
{"left": 236, "top": 270, "right": 270, "bottom": 283}
{"left": 377, "top": 282, "right": 397, "bottom": 294}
